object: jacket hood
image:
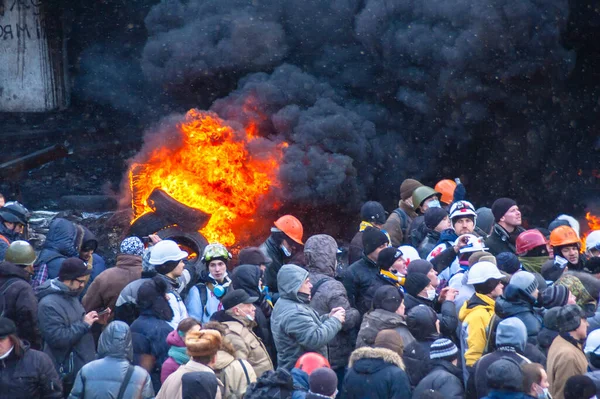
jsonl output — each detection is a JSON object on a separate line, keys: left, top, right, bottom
{"left": 231, "top": 264, "right": 261, "bottom": 297}
{"left": 98, "top": 321, "right": 133, "bottom": 361}
{"left": 291, "top": 367, "right": 309, "bottom": 391}
{"left": 36, "top": 278, "right": 76, "bottom": 300}
{"left": 406, "top": 305, "right": 439, "bottom": 341}
{"left": 494, "top": 296, "right": 533, "bottom": 320}
{"left": 213, "top": 349, "right": 235, "bottom": 370}
{"left": 0, "top": 261, "right": 30, "bottom": 281}
{"left": 40, "top": 218, "right": 81, "bottom": 257}
{"left": 495, "top": 317, "right": 527, "bottom": 352}
{"left": 349, "top": 347, "right": 405, "bottom": 370}
{"left": 81, "top": 226, "right": 97, "bottom": 249}
{"left": 166, "top": 329, "right": 185, "bottom": 347}
{"left": 459, "top": 293, "right": 495, "bottom": 321}
{"left": 305, "top": 234, "right": 337, "bottom": 277}
{"left": 277, "top": 264, "right": 309, "bottom": 302}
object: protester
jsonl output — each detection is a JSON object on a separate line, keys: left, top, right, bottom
{"left": 404, "top": 305, "right": 441, "bottom": 386}
{"left": 383, "top": 178, "right": 423, "bottom": 246}
{"left": 563, "top": 375, "right": 596, "bottom": 399}
{"left": 521, "top": 363, "right": 549, "bottom": 399}
{"left": 486, "top": 198, "right": 525, "bottom": 255}
{"left": 292, "top": 352, "right": 331, "bottom": 399}
{"left": 435, "top": 179, "right": 458, "bottom": 207}
{"left": 585, "top": 231, "right": 600, "bottom": 259}
{"left": 261, "top": 215, "right": 304, "bottom": 293}
{"left": 343, "top": 226, "right": 390, "bottom": 314}
{"left": 367, "top": 246, "right": 406, "bottom": 296}
{"left": 418, "top": 207, "right": 451, "bottom": 259}
{"left": 549, "top": 225, "right": 585, "bottom": 271}
{"left": 181, "top": 372, "right": 220, "bottom": 399}
{"left": 161, "top": 318, "right": 202, "bottom": 383}
{"left": 585, "top": 329, "right": 600, "bottom": 395}
{"left": 0, "top": 317, "right": 63, "bottom": 398}
{"left": 547, "top": 304, "right": 589, "bottom": 399}
{"left": 483, "top": 358, "right": 526, "bottom": 399}
{"left": 476, "top": 207, "right": 495, "bottom": 237}
{"left": 349, "top": 201, "right": 387, "bottom": 265}
{"left": 37, "top": 258, "right": 99, "bottom": 396}
{"left": 237, "top": 247, "right": 270, "bottom": 272}
{"left": 0, "top": 201, "right": 30, "bottom": 261}
{"left": 306, "top": 367, "right": 338, "bottom": 399}
{"left": 412, "top": 338, "right": 464, "bottom": 399}
{"left": 68, "top": 321, "right": 154, "bottom": 399}
{"left": 0, "top": 240, "right": 41, "bottom": 349}
{"left": 516, "top": 229, "right": 550, "bottom": 274}
{"left": 271, "top": 264, "right": 344, "bottom": 369}
{"left": 408, "top": 186, "right": 442, "bottom": 247}
{"left": 451, "top": 250, "right": 497, "bottom": 314}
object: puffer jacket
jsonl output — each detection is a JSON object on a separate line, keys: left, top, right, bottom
{"left": 306, "top": 234, "right": 361, "bottom": 369}
{"left": 0, "top": 340, "right": 63, "bottom": 399}
{"left": 0, "top": 261, "right": 41, "bottom": 349}
{"left": 212, "top": 350, "right": 256, "bottom": 399}
{"left": 418, "top": 229, "right": 441, "bottom": 260}
{"left": 485, "top": 224, "right": 525, "bottom": 256}
{"left": 260, "top": 236, "right": 286, "bottom": 293}
{"left": 68, "top": 321, "right": 154, "bottom": 399}
{"left": 413, "top": 360, "right": 464, "bottom": 399}
{"left": 404, "top": 293, "right": 458, "bottom": 340}
{"left": 342, "top": 347, "right": 412, "bottom": 399}
{"left": 494, "top": 294, "right": 542, "bottom": 345}
{"left": 343, "top": 254, "right": 380, "bottom": 314}
{"left": 36, "top": 278, "right": 96, "bottom": 385}
{"left": 271, "top": 264, "right": 342, "bottom": 369}
{"left": 356, "top": 308, "right": 415, "bottom": 349}
{"left": 459, "top": 293, "right": 496, "bottom": 376}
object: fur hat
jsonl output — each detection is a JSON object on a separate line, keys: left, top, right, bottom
{"left": 374, "top": 329, "right": 404, "bottom": 356}
{"left": 185, "top": 330, "right": 222, "bottom": 358}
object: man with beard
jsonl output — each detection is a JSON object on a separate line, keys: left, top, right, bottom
{"left": 485, "top": 198, "right": 525, "bottom": 255}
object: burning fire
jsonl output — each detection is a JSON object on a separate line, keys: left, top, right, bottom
{"left": 581, "top": 212, "right": 600, "bottom": 252}
{"left": 129, "top": 109, "right": 284, "bottom": 245}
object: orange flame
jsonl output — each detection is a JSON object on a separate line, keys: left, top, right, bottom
{"left": 129, "top": 109, "right": 284, "bottom": 246}
{"left": 581, "top": 212, "right": 600, "bottom": 252}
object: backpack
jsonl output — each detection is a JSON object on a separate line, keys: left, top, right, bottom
{"left": 393, "top": 208, "right": 410, "bottom": 238}
{"left": 0, "top": 277, "right": 20, "bottom": 318}
{"left": 244, "top": 368, "right": 296, "bottom": 399}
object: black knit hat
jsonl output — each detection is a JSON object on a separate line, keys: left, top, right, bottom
{"left": 58, "top": 257, "right": 92, "bottom": 281}
{"left": 541, "top": 285, "right": 569, "bottom": 309}
{"left": 404, "top": 273, "right": 431, "bottom": 297}
{"left": 0, "top": 317, "right": 16, "bottom": 338}
{"left": 372, "top": 285, "right": 404, "bottom": 312}
{"left": 424, "top": 207, "right": 448, "bottom": 230}
{"left": 486, "top": 358, "right": 523, "bottom": 392}
{"left": 238, "top": 247, "right": 271, "bottom": 266}
{"left": 492, "top": 198, "right": 517, "bottom": 223}
{"left": 361, "top": 201, "right": 387, "bottom": 225}
{"left": 377, "top": 247, "right": 403, "bottom": 271}
{"left": 309, "top": 367, "right": 338, "bottom": 396}
{"left": 429, "top": 338, "right": 458, "bottom": 362}
{"left": 496, "top": 252, "right": 521, "bottom": 274}
{"left": 407, "top": 259, "right": 433, "bottom": 275}
{"left": 564, "top": 375, "right": 596, "bottom": 399}
{"left": 556, "top": 304, "right": 585, "bottom": 333}
{"left": 362, "top": 227, "right": 389, "bottom": 255}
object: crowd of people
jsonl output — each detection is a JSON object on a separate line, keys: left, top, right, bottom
{"left": 0, "top": 177, "right": 600, "bottom": 399}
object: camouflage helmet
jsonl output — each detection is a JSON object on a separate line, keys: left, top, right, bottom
{"left": 5, "top": 240, "right": 36, "bottom": 266}
{"left": 201, "top": 243, "right": 232, "bottom": 264}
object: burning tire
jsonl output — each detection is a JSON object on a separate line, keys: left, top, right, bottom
{"left": 129, "top": 212, "right": 171, "bottom": 237}
{"left": 157, "top": 226, "right": 208, "bottom": 272}
{"left": 147, "top": 188, "right": 210, "bottom": 231}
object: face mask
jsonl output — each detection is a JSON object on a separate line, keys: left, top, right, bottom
{"left": 426, "top": 289, "right": 436, "bottom": 301}
{"left": 427, "top": 200, "right": 441, "bottom": 208}
{"left": 241, "top": 310, "right": 254, "bottom": 322}
{"left": 534, "top": 385, "right": 549, "bottom": 399}
{"left": 281, "top": 244, "right": 292, "bottom": 257}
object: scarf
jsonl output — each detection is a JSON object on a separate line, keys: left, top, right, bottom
{"left": 519, "top": 256, "right": 548, "bottom": 275}
{"left": 359, "top": 221, "right": 375, "bottom": 232}
{"left": 298, "top": 292, "right": 311, "bottom": 304}
{"left": 379, "top": 270, "right": 403, "bottom": 287}
{"left": 168, "top": 345, "right": 190, "bottom": 365}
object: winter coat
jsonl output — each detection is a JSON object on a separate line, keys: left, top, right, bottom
{"left": 261, "top": 236, "right": 286, "bottom": 293}
{"left": 36, "top": 279, "right": 96, "bottom": 384}
{"left": 356, "top": 308, "right": 415, "bottom": 349}
{"left": 585, "top": 370, "right": 600, "bottom": 395}
{"left": 157, "top": 360, "right": 223, "bottom": 399}
{"left": 271, "top": 265, "right": 342, "bottom": 369}
{"left": 0, "top": 222, "right": 21, "bottom": 261}
{"left": 459, "top": 293, "right": 496, "bottom": 368}
{"left": 383, "top": 201, "right": 418, "bottom": 247}
{"left": 403, "top": 305, "right": 440, "bottom": 386}
{"left": 210, "top": 310, "right": 273, "bottom": 377}
{"left": 306, "top": 234, "right": 361, "bottom": 369}
{"left": 185, "top": 272, "right": 229, "bottom": 324}
{"left": 348, "top": 229, "right": 364, "bottom": 266}
{"left": 0, "top": 261, "right": 41, "bottom": 349}
{"left": 114, "top": 277, "right": 151, "bottom": 325}
{"left": 342, "top": 347, "right": 412, "bottom": 399}
{"left": 547, "top": 334, "right": 588, "bottom": 399}
{"left": 161, "top": 329, "right": 187, "bottom": 383}
{"left": 418, "top": 229, "right": 441, "bottom": 260}
{"left": 291, "top": 367, "right": 309, "bottom": 399}
{"left": 485, "top": 224, "right": 525, "bottom": 256}
{"left": 212, "top": 350, "right": 256, "bottom": 399}
{"left": 343, "top": 254, "right": 380, "bottom": 315}
{"left": 130, "top": 311, "right": 173, "bottom": 392}
{"left": 68, "top": 321, "right": 154, "bottom": 399}
{"left": 472, "top": 348, "right": 531, "bottom": 399}
{"left": 494, "top": 296, "right": 542, "bottom": 345}
{"left": 0, "top": 340, "right": 63, "bottom": 399}
{"left": 404, "top": 293, "right": 458, "bottom": 340}
{"left": 82, "top": 253, "right": 143, "bottom": 317}
{"left": 413, "top": 360, "right": 465, "bottom": 399}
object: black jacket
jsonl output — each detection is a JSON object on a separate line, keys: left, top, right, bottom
{"left": 343, "top": 254, "right": 380, "bottom": 315}
{"left": 485, "top": 224, "right": 525, "bottom": 256}
{"left": 0, "top": 341, "right": 63, "bottom": 399}
{"left": 469, "top": 347, "right": 531, "bottom": 399}
{"left": 343, "top": 347, "right": 412, "bottom": 399}
{"left": 494, "top": 295, "right": 542, "bottom": 346}
{"left": 413, "top": 360, "right": 464, "bottom": 399}
{"left": 348, "top": 230, "right": 364, "bottom": 266}
{"left": 404, "top": 305, "right": 441, "bottom": 386}
{"left": 0, "top": 261, "right": 41, "bottom": 349}
{"left": 404, "top": 293, "right": 458, "bottom": 340}
{"left": 260, "top": 237, "right": 286, "bottom": 293}
{"left": 418, "top": 229, "right": 441, "bottom": 259}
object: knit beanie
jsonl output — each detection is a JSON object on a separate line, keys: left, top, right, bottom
{"left": 429, "top": 338, "right": 458, "bottom": 362}
{"left": 238, "top": 247, "right": 270, "bottom": 266}
{"left": 491, "top": 198, "right": 517, "bottom": 223}
{"left": 361, "top": 201, "right": 387, "bottom": 225}
{"left": 155, "top": 261, "right": 180, "bottom": 275}
{"left": 309, "top": 367, "right": 338, "bottom": 397}
{"left": 508, "top": 271, "right": 538, "bottom": 297}
{"left": 556, "top": 304, "right": 584, "bottom": 333}
{"left": 496, "top": 252, "right": 521, "bottom": 274}
{"left": 564, "top": 375, "right": 596, "bottom": 399}
{"left": 120, "top": 237, "right": 144, "bottom": 256}
{"left": 372, "top": 285, "right": 404, "bottom": 312}
{"left": 486, "top": 358, "right": 523, "bottom": 392}
{"left": 377, "top": 247, "right": 403, "bottom": 271}
{"left": 404, "top": 273, "right": 431, "bottom": 297}
{"left": 185, "top": 330, "right": 222, "bottom": 358}
{"left": 468, "top": 251, "right": 496, "bottom": 268}
{"left": 374, "top": 329, "right": 404, "bottom": 356}
{"left": 424, "top": 207, "right": 448, "bottom": 230}
{"left": 475, "top": 207, "right": 495, "bottom": 235}
{"left": 541, "top": 285, "right": 569, "bottom": 309}
{"left": 362, "top": 227, "right": 389, "bottom": 255}
{"left": 407, "top": 259, "right": 434, "bottom": 275}
{"left": 58, "top": 257, "right": 92, "bottom": 281}
{"left": 400, "top": 179, "right": 423, "bottom": 201}
{"left": 541, "top": 259, "right": 566, "bottom": 282}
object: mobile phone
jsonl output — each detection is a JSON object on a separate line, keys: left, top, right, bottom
{"left": 97, "top": 308, "right": 110, "bottom": 316}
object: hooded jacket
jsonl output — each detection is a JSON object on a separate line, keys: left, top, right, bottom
{"left": 404, "top": 305, "right": 440, "bottom": 386}
{"left": 212, "top": 349, "right": 256, "bottom": 399}
{"left": 459, "top": 293, "right": 496, "bottom": 371}
{"left": 36, "top": 278, "right": 96, "bottom": 384}
{"left": 494, "top": 288, "right": 542, "bottom": 345}
{"left": 404, "top": 293, "right": 458, "bottom": 340}
{"left": 260, "top": 236, "right": 285, "bottom": 293}
{"left": 306, "top": 234, "right": 361, "bottom": 369}
{"left": 413, "top": 360, "right": 464, "bottom": 399}
{"left": 0, "top": 261, "right": 41, "bottom": 349}
{"left": 356, "top": 308, "right": 415, "bottom": 349}
{"left": 68, "top": 321, "right": 154, "bottom": 399}
{"left": 271, "top": 264, "right": 342, "bottom": 369}
{"left": 342, "top": 347, "right": 412, "bottom": 399}
{"left": 343, "top": 254, "right": 380, "bottom": 315}
{"left": 0, "top": 340, "right": 63, "bottom": 399}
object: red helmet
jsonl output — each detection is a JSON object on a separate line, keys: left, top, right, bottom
{"left": 516, "top": 229, "right": 547, "bottom": 256}
{"left": 294, "top": 352, "right": 330, "bottom": 375}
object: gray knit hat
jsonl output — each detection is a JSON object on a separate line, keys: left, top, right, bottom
{"left": 508, "top": 271, "right": 538, "bottom": 296}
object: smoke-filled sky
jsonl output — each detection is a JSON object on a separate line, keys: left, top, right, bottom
{"left": 69, "top": 0, "right": 599, "bottom": 224}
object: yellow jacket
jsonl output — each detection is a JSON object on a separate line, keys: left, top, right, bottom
{"left": 459, "top": 293, "right": 496, "bottom": 367}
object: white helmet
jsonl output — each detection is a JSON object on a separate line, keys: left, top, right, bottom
{"left": 449, "top": 200, "right": 477, "bottom": 221}
{"left": 587, "top": 230, "right": 600, "bottom": 252}
{"left": 457, "top": 234, "right": 488, "bottom": 254}
{"left": 467, "top": 261, "right": 504, "bottom": 284}
{"left": 399, "top": 245, "right": 420, "bottom": 264}
{"left": 148, "top": 240, "right": 189, "bottom": 265}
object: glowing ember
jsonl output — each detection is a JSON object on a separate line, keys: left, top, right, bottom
{"left": 129, "top": 109, "right": 284, "bottom": 246}
{"left": 581, "top": 212, "right": 600, "bottom": 252}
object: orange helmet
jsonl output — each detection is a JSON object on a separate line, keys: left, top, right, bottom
{"left": 516, "top": 229, "right": 547, "bottom": 255}
{"left": 274, "top": 215, "right": 304, "bottom": 245}
{"left": 294, "top": 352, "right": 330, "bottom": 374}
{"left": 435, "top": 179, "right": 457, "bottom": 205}
{"left": 549, "top": 225, "right": 581, "bottom": 248}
